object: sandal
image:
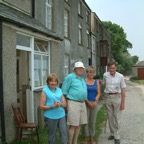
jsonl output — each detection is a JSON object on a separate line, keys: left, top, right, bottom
{"left": 91, "top": 141, "right": 96, "bottom": 144}
{"left": 90, "top": 138, "right": 96, "bottom": 144}
{"left": 81, "top": 137, "right": 88, "bottom": 144}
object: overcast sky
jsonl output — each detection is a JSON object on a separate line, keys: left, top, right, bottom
{"left": 85, "top": 0, "right": 144, "bottom": 61}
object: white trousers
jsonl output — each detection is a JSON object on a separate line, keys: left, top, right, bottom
{"left": 105, "top": 94, "right": 121, "bottom": 139}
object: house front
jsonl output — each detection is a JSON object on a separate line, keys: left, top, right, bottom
{"left": 0, "top": 0, "right": 62, "bottom": 143}
{"left": 0, "top": 0, "right": 111, "bottom": 143}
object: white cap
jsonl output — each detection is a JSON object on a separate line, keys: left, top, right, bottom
{"left": 73, "top": 62, "right": 85, "bottom": 69}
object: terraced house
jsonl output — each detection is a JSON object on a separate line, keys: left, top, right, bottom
{"left": 0, "top": 0, "right": 111, "bottom": 143}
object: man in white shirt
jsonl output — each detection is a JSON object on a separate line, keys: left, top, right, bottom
{"left": 103, "top": 60, "right": 126, "bottom": 144}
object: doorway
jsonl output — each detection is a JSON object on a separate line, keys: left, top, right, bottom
{"left": 16, "top": 49, "right": 30, "bottom": 121}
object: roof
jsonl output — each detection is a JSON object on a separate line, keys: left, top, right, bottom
{"left": 133, "top": 61, "right": 144, "bottom": 67}
{"left": 0, "top": 3, "right": 62, "bottom": 41}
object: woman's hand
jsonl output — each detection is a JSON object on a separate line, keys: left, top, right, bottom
{"left": 92, "top": 101, "right": 97, "bottom": 107}
{"left": 53, "top": 100, "right": 61, "bottom": 108}
{"left": 85, "top": 100, "right": 93, "bottom": 108}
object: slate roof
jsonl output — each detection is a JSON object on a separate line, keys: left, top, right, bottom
{"left": 0, "top": 3, "right": 62, "bottom": 41}
{"left": 133, "top": 61, "right": 144, "bottom": 67}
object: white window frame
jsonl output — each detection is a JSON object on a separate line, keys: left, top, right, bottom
{"left": 16, "top": 33, "right": 32, "bottom": 51}
{"left": 16, "top": 32, "right": 51, "bottom": 123}
{"left": 79, "top": 23, "right": 82, "bottom": 44}
{"left": 34, "top": 42, "right": 50, "bottom": 90}
{"left": 78, "top": 1, "right": 82, "bottom": 15}
{"left": 46, "top": 0, "right": 52, "bottom": 29}
{"left": 64, "top": 54, "right": 69, "bottom": 77}
{"left": 64, "top": 9, "right": 69, "bottom": 38}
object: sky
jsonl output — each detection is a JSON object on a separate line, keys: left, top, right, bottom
{"left": 85, "top": 0, "right": 144, "bottom": 61}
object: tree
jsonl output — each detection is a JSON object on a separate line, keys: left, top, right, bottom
{"left": 131, "top": 55, "right": 139, "bottom": 64}
{"left": 102, "top": 21, "right": 138, "bottom": 73}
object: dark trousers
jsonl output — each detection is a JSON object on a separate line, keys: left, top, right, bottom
{"left": 44, "top": 116, "right": 68, "bottom": 144}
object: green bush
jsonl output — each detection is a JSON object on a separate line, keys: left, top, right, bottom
{"left": 130, "top": 76, "right": 138, "bottom": 80}
{"left": 94, "top": 70, "right": 103, "bottom": 80}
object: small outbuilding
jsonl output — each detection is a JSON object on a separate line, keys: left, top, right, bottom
{"left": 132, "top": 61, "right": 144, "bottom": 80}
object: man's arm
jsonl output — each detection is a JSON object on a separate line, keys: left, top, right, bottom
{"left": 120, "top": 88, "right": 126, "bottom": 110}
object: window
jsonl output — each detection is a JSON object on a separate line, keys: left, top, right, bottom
{"left": 16, "top": 34, "right": 30, "bottom": 47}
{"left": 78, "top": 1, "right": 82, "bottom": 15}
{"left": 64, "top": 55, "right": 69, "bottom": 77}
{"left": 92, "top": 36, "right": 96, "bottom": 53}
{"left": 45, "top": 0, "right": 52, "bottom": 29}
{"left": 100, "top": 43, "right": 107, "bottom": 57}
{"left": 86, "top": 30, "right": 89, "bottom": 48}
{"left": 34, "top": 42, "right": 50, "bottom": 88}
{"left": 97, "top": 42, "right": 100, "bottom": 56}
{"left": 86, "top": 11, "right": 89, "bottom": 23}
{"left": 64, "top": 9, "right": 69, "bottom": 38}
{"left": 78, "top": 23, "right": 82, "bottom": 44}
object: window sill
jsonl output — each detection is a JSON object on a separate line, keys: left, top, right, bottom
{"left": 78, "top": 43, "right": 83, "bottom": 47}
{"left": 64, "top": 37, "right": 71, "bottom": 41}
{"left": 78, "top": 14, "right": 83, "bottom": 19}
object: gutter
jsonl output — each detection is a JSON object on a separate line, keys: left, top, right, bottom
{"left": 0, "top": 3, "right": 63, "bottom": 41}
{"left": 0, "top": 21, "right": 7, "bottom": 144}
{"left": 0, "top": 16, "right": 62, "bottom": 41}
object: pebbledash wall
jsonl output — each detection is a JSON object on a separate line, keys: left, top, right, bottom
{"left": 2, "top": 24, "right": 17, "bottom": 143}
{"left": 1, "top": 22, "right": 61, "bottom": 143}
{"left": 0, "top": 0, "right": 111, "bottom": 143}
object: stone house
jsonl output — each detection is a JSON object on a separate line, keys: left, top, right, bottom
{"left": 0, "top": 0, "right": 111, "bottom": 143}
{"left": 91, "top": 12, "right": 111, "bottom": 74}
{"left": 132, "top": 61, "right": 144, "bottom": 80}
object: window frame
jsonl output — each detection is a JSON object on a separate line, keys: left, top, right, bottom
{"left": 64, "top": 54, "right": 70, "bottom": 77}
{"left": 78, "top": 1, "right": 82, "bottom": 16}
{"left": 86, "top": 11, "right": 89, "bottom": 23}
{"left": 78, "top": 23, "right": 82, "bottom": 44}
{"left": 45, "top": 0, "right": 52, "bottom": 30}
{"left": 92, "top": 36, "right": 96, "bottom": 53}
{"left": 64, "top": 9, "right": 70, "bottom": 38}
{"left": 34, "top": 42, "right": 50, "bottom": 89}
{"left": 86, "top": 30, "right": 90, "bottom": 48}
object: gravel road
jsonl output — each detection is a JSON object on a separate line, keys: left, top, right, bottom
{"left": 98, "top": 79, "right": 144, "bottom": 144}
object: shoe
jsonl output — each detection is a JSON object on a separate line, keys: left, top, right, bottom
{"left": 91, "top": 140, "right": 96, "bottom": 144}
{"left": 81, "top": 137, "right": 88, "bottom": 144}
{"left": 90, "top": 139, "right": 96, "bottom": 144}
{"left": 108, "top": 135, "right": 114, "bottom": 140}
{"left": 115, "top": 139, "right": 120, "bottom": 144}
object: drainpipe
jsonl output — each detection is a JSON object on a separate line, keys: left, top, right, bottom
{"left": 32, "top": 0, "right": 35, "bottom": 18}
{"left": 0, "top": 21, "right": 7, "bottom": 144}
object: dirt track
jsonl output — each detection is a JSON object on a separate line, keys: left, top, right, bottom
{"left": 98, "top": 79, "right": 144, "bottom": 144}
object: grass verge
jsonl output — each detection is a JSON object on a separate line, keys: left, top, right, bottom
{"left": 130, "top": 76, "right": 144, "bottom": 85}
{"left": 95, "top": 105, "right": 107, "bottom": 142}
{"left": 10, "top": 105, "right": 106, "bottom": 144}
{"left": 78, "top": 104, "right": 107, "bottom": 143}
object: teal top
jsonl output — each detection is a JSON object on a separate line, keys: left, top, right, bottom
{"left": 62, "top": 72, "right": 87, "bottom": 101}
{"left": 42, "top": 86, "right": 65, "bottom": 119}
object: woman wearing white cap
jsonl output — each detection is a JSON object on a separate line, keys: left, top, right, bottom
{"left": 62, "top": 61, "right": 88, "bottom": 144}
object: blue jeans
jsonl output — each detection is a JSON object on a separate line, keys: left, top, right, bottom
{"left": 44, "top": 116, "right": 68, "bottom": 144}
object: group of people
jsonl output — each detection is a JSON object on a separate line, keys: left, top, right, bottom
{"left": 39, "top": 60, "right": 126, "bottom": 144}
